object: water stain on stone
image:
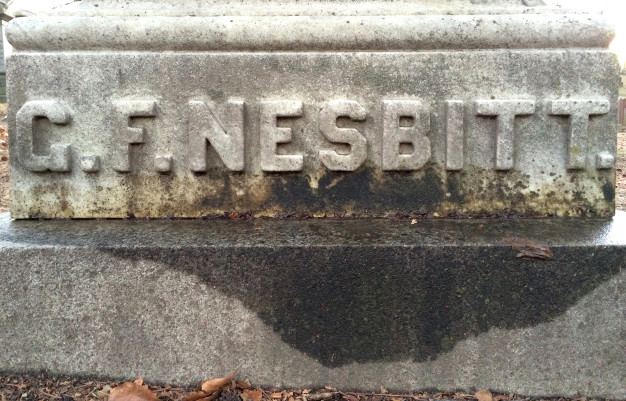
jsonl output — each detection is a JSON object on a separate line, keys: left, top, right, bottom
{"left": 107, "top": 226, "right": 622, "bottom": 367}
{"left": 603, "top": 182, "right": 615, "bottom": 202}
{"left": 6, "top": 215, "right": 624, "bottom": 367}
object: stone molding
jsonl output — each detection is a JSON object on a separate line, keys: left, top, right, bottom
{"left": 45, "top": 0, "right": 587, "bottom": 17}
{"left": 6, "top": 14, "right": 614, "bottom": 51}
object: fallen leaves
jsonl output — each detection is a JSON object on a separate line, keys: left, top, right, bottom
{"left": 304, "top": 392, "right": 335, "bottom": 401}
{"left": 0, "top": 373, "right": 577, "bottom": 401}
{"left": 94, "top": 384, "right": 113, "bottom": 398}
{"left": 342, "top": 394, "right": 359, "bottom": 401}
{"left": 202, "top": 370, "right": 238, "bottom": 393}
{"left": 186, "top": 391, "right": 217, "bottom": 401}
{"left": 108, "top": 372, "right": 242, "bottom": 401}
{"left": 186, "top": 370, "right": 239, "bottom": 401}
{"left": 474, "top": 390, "right": 493, "bottom": 401}
{"left": 473, "top": 390, "right": 513, "bottom": 401}
{"left": 241, "top": 388, "right": 337, "bottom": 401}
{"left": 109, "top": 378, "right": 159, "bottom": 401}
{"left": 0, "top": 123, "right": 7, "bottom": 162}
{"left": 243, "top": 389, "right": 264, "bottom": 401}
{"left": 503, "top": 237, "right": 553, "bottom": 260}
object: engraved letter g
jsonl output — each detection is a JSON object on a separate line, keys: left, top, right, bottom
{"left": 16, "top": 100, "right": 72, "bottom": 172}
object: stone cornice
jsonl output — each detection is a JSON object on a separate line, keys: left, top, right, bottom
{"left": 6, "top": 14, "right": 614, "bottom": 51}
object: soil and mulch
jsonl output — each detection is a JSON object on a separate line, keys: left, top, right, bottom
{"left": 0, "top": 373, "right": 614, "bottom": 401}
{"left": 617, "top": 130, "right": 626, "bottom": 209}
{"left": 0, "top": 121, "right": 8, "bottom": 213}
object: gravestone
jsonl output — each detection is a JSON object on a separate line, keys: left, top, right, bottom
{"left": 0, "top": 0, "right": 625, "bottom": 398}
{"left": 4, "top": 0, "right": 620, "bottom": 218}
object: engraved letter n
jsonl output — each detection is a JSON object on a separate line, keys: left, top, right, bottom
{"left": 16, "top": 100, "right": 72, "bottom": 172}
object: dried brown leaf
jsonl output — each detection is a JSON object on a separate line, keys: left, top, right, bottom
{"left": 244, "top": 389, "right": 263, "bottom": 401}
{"left": 493, "top": 395, "right": 508, "bottom": 401}
{"left": 207, "top": 391, "right": 223, "bottom": 401}
{"left": 185, "top": 392, "right": 211, "bottom": 401}
{"left": 134, "top": 379, "right": 144, "bottom": 386}
{"left": 202, "top": 390, "right": 222, "bottom": 401}
{"left": 95, "top": 385, "right": 112, "bottom": 399}
{"left": 475, "top": 390, "right": 493, "bottom": 401}
{"left": 235, "top": 381, "right": 252, "bottom": 390}
{"left": 304, "top": 392, "right": 335, "bottom": 401}
{"left": 109, "top": 382, "right": 158, "bottom": 401}
{"left": 503, "top": 237, "right": 553, "bottom": 260}
{"left": 271, "top": 392, "right": 283, "bottom": 399}
{"left": 201, "top": 370, "right": 238, "bottom": 393}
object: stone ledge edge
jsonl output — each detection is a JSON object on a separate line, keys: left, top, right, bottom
{"left": 6, "top": 14, "right": 614, "bottom": 51}
{"left": 2, "top": 212, "right": 625, "bottom": 248}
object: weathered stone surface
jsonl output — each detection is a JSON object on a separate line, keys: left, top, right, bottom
{"left": 3, "top": 2, "right": 623, "bottom": 397}
{"left": 0, "top": 212, "right": 624, "bottom": 397}
{"left": 5, "top": 0, "right": 619, "bottom": 218}
{"left": 43, "top": 0, "right": 603, "bottom": 17}
{"left": 7, "top": 15, "right": 615, "bottom": 51}
{"left": 7, "top": 51, "right": 618, "bottom": 218}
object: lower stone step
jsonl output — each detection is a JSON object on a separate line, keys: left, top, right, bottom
{"left": 0, "top": 213, "right": 624, "bottom": 398}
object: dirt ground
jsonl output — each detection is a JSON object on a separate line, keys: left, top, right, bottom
{"left": 0, "top": 121, "right": 8, "bottom": 213}
{"left": 1, "top": 125, "right": 624, "bottom": 213}
{"left": 617, "top": 131, "right": 626, "bottom": 210}
{"left": 0, "top": 373, "right": 617, "bottom": 401}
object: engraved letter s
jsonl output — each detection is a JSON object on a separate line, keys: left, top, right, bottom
{"left": 319, "top": 100, "right": 367, "bottom": 171}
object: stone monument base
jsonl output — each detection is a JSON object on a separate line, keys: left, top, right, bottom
{"left": 0, "top": 213, "right": 624, "bottom": 398}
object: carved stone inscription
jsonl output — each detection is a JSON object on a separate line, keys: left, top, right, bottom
{"left": 111, "top": 100, "right": 157, "bottom": 172}
{"left": 16, "top": 97, "right": 613, "bottom": 174}
{"left": 382, "top": 100, "right": 431, "bottom": 171}
{"left": 319, "top": 100, "right": 367, "bottom": 172}
{"left": 16, "top": 101, "right": 72, "bottom": 172}
{"left": 474, "top": 99, "right": 535, "bottom": 171}
{"left": 189, "top": 100, "right": 245, "bottom": 172}
{"left": 548, "top": 99, "right": 612, "bottom": 169}
{"left": 260, "top": 100, "right": 304, "bottom": 172}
